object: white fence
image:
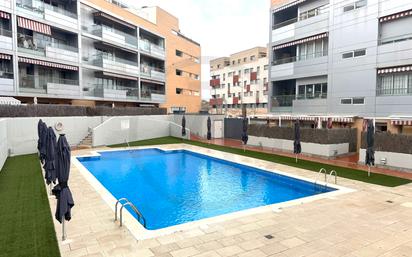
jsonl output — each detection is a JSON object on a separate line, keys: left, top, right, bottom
{"left": 0, "top": 119, "right": 7, "bottom": 171}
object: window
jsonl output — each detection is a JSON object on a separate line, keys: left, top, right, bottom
{"left": 353, "top": 97, "right": 365, "bottom": 104}
{"left": 342, "top": 52, "right": 354, "bottom": 59}
{"left": 264, "top": 65, "right": 268, "bottom": 70}
{"left": 250, "top": 55, "right": 256, "bottom": 61}
{"left": 176, "top": 69, "right": 182, "bottom": 76}
{"left": 341, "top": 98, "right": 353, "bottom": 104}
{"left": 378, "top": 73, "right": 411, "bottom": 95}
{"left": 244, "top": 69, "right": 250, "bottom": 74}
{"left": 176, "top": 50, "right": 183, "bottom": 57}
{"left": 232, "top": 61, "right": 235, "bottom": 65}
{"left": 238, "top": 59, "right": 241, "bottom": 64}
{"left": 243, "top": 57, "right": 247, "bottom": 62}
{"left": 297, "top": 83, "right": 328, "bottom": 99}
{"left": 342, "top": 49, "right": 366, "bottom": 59}
{"left": 343, "top": 0, "right": 367, "bottom": 12}
{"left": 176, "top": 88, "right": 183, "bottom": 94}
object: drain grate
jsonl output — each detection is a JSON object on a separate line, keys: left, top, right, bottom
{"left": 264, "top": 235, "right": 274, "bottom": 239}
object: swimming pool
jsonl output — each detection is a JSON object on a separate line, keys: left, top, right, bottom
{"left": 77, "top": 148, "right": 337, "bottom": 230}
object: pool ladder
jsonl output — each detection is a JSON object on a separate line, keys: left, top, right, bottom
{"left": 314, "top": 168, "right": 338, "bottom": 189}
{"left": 114, "top": 198, "right": 147, "bottom": 228}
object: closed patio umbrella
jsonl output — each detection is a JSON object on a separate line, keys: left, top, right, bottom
{"left": 207, "top": 117, "right": 212, "bottom": 141}
{"left": 294, "top": 120, "right": 302, "bottom": 163}
{"left": 182, "top": 115, "right": 186, "bottom": 138}
{"left": 52, "top": 134, "right": 74, "bottom": 240}
{"left": 44, "top": 127, "right": 57, "bottom": 186}
{"left": 365, "top": 119, "right": 375, "bottom": 177}
{"left": 241, "top": 117, "right": 248, "bottom": 152}
{"left": 37, "top": 120, "right": 48, "bottom": 163}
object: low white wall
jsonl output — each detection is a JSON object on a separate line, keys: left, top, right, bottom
{"left": 248, "top": 136, "right": 349, "bottom": 158}
{"left": 92, "top": 115, "right": 188, "bottom": 147}
{"left": 171, "top": 115, "right": 225, "bottom": 138}
{"left": 7, "top": 116, "right": 106, "bottom": 156}
{"left": 170, "top": 122, "right": 190, "bottom": 140}
{"left": 359, "top": 149, "right": 412, "bottom": 171}
{"left": 0, "top": 119, "right": 7, "bottom": 171}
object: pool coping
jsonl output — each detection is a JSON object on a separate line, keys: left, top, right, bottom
{"left": 72, "top": 144, "right": 356, "bottom": 240}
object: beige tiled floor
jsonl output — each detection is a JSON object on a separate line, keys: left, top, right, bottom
{"left": 48, "top": 144, "right": 412, "bottom": 257}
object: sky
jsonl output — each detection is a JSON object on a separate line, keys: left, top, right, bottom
{"left": 130, "top": 0, "right": 270, "bottom": 100}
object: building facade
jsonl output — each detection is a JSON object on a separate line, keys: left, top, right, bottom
{"left": 0, "top": 0, "right": 201, "bottom": 113}
{"left": 209, "top": 47, "right": 269, "bottom": 116}
{"left": 269, "top": 0, "right": 412, "bottom": 131}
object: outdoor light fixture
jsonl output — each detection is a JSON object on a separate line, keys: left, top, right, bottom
{"left": 380, "top": 158, "right": 387, "bottom": 165}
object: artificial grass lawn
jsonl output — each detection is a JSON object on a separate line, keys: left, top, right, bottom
{"left": 0, "top": 154, "right": 60, "bottom": 257}
{"left": 111, "top": 136, "right": 411, "bottom": 187}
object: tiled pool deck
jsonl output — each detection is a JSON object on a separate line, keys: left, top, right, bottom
{"left": 49, "top": 144, "right": 412, "bottom": 257}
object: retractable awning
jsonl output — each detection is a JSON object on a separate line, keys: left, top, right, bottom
{"left": 273, "top": 32, "right": 328, "bottom": 50}
{"left": 0, "top": 53, "right": 11, "bottom": 60}
{"left": 97, "top": 71, "right": 138, "bottom": 81}
{"left": 273, "top": 0, "right": 307, "bottom": 13}
{"left": 18, "top": 16, "right": 51, "bottom": 35}
{"left": 18, "top": 57, "right": 78, "bottom": 71}
{"left": 0, "top": 97, "right": 21, "bottom": 105}
{"left": 0, "top": 11, "right": 10, "bottom": 19}
{"left": 379, "top": 9, "right": 412, "bottom": 23}
{"left": 140, "top": 78, "right": 165, "bottom": 85}
{"left": 391, "top": 120, "right": 412, "bottom": 126}
{"left": 93, "top": 12, "right": 135, "bottom": 29}
{"left": 378, "top": 65, "right": 412, "bottom": 74}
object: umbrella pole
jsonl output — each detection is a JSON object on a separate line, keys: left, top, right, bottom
{"left": 62, "top": 219, "right": 66, "bottom": 241}
{"left": 49, "top": 183, "right": 53, "bottom": 196}
{"left": 368, "top": 165, "right": 371, "bottom": 177}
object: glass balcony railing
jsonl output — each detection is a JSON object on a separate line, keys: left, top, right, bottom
{"left": 19, "top": 74, "right": 79, "bottom": 93}
{"left": 17, "top": 33, "right": 78, "bottom": 56}
{"left": 16, "top": 0, "right": 77, "bottom": 19}
{"left": 376, "top": 87, "right": 412, "bottom": 96}
{"left": 0, "top": 71, "right": 13, "bottom": 79}
{"left": 139, "top": 39, "right": 165, "bottom": 57}
{"left": 0, "top": 28, "right": 12, "bottom": 38}
{"left": 272, "top": 5, "right": 329, "bottom": 30}
{"left": 141, "top": 89, "right": 166, "bottom": 101}
{"left": 140, "top": 65, "right": 165, "bottom": 81}
{"left": 85, "top": 25, "right": 138, "bottom": 48}
{"left": 83, "top": 83, "right": 139, "bottom": 100}
{"left": 296, "top": 93, "right": 327, "bottom": 100}
{"left": 272, "top": 50, "right": 328, "bottom": 66}
{"left": 84, "top": 53, "right": 138, "bottom": 69}
{"left": 271, "top": 95, "right": 296, "bottom": 107}
{"left": 379, "top": 33, "right": 412, "bottom": 45}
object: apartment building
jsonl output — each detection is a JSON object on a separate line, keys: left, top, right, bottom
{"left": 209, "top": 47, "right": 269, "bottom": 116}
{"left": 269, "top": 0, "right": 412, "bottom": 132}
{"left": 0, "top": 0, "right": 201, "bottom": 113}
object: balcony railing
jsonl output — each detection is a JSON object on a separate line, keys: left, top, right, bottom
{"left": 16, "top": 0, "right": 77, "bottom": 19}
{"left": 272, "top": 5, "right": 329, "bottom": 30}
{"left": 379, "top": 33, "right": 412, "bottom": 45}
{"left": 86, "top": 25, "right": 138, "bottom": 48}
{"left": 296, "top": 93, "right": 327, "bottom": 100}
{"left": 272, "top": 17, "right": 298, "bottom": 30}
{"left": 0, "top": 28, "right": 12, "bottom": 38}
{"left": 140, "top": 66, "right": 165, "bottom": 80}
{"left": 271, "top": 95, "right": 295, "bottom": 107}
{"left": 139, "top": 39, "right": 165, "bottom": 57}
{"left": 19, "top": 74, "right": 79, "bottom": 94}
{"left": 377, "top": 87, "right": 412, "bottom": 96}
{"left": 0, "top": 71, "right": 13, "bottom": 79}
{"left": 83, "top": 83, "right": 139, "bottom": 100}
{"left": 141, "top": 89, "right": 166, "bottom": 101}
{"left": 17, "top": 33, "right": 78, "bottom": 56}
{"left": 272, "top": 50, "right": 328, "bottom": 66}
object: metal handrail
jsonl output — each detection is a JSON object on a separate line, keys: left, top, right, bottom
{"left": 315, "top": 168, "right": 328, "bottom": 188}
{"left": 328, "top": 170, "right": 338, "bottom": 185}
{"left": 114, "top": 198, "right": 147, "bottom": 228}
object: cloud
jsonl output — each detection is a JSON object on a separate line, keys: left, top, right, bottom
{"left": 130, "top": 0, "right": 269, "bottom": 99}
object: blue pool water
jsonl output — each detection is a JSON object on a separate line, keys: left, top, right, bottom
{"left": 78, "top": 149, "right": 336, "bottom": 230}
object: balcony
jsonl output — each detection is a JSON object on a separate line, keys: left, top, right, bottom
{"left": 86, "top": 25, "right": 138, "bottom": 50}
{"left": 210, "top": 78, "right": 220, "bottom": 87}
{"left": 17, "top": 34, "right": 79, "bottom": 63}
{"left": 270, "top": 95, "right": 295, "bottom": 112}
{"left": 271, "top": 54, "right": 328, "bottom": 80}
{"left": 377, "top": 33, "right": 412, "bottom": 67}
{"left": 139, "top": 39, "right": 165, "bottom": 59}
{"left": 210, "top": 98, "right": 223, "bottom": 106}
{"left": 376, "top": 87, "right": 412, "bottom": 97}
{"left": 89, "top": 54, "right": 139, "bottom": 75}
{"left": 140, "top": 66, "right": 165, "bottom": 81}
{"left": 16, "top": 0, "right": 78, "bottom": 30}
{"left": 0, "top": 29, "right": 12, "bottom": 51}
{"left": 233, "top": 97, "right": 239, "bottom": 104}
{"left": 19, "top": 74, "right": 79, "bottom": 96}
{"left": 250, "top": 72, "right": 257, "bottom": 81}
{"left": 83, "top": 84, "right": 139, "bottom": 101}
{"left": 0, "top": 71, "right": 14, "bottom": 92}
{"left": 233, "top": 75, "right": 239, "bottom": 84}
{"left": 141, "top": 90, "right": 166, "bottom": 103}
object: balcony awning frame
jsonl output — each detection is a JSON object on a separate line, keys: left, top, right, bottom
{"left": 273, "top": 0, "right": 307, "bottom": 13}
{"left": 377, "top": 65, "right": 412, "bottom": 75}
{"left": 18, "top": 57, "right": 78, "bottom": 71}
{"left": 96, "top": 71, "right": 138, "bottom": 81}
{"left": 379, "top": 9, "right": 412, "bottom": 23}
{"left": 140, "top": 78, "right": 165, "bottom": 85}
{"left": 391, "top": 120, "right": 412, "bottom": 126}
{"left": 0, "top": 11, "right": 10, "bottom": 19}
{"left": 17, "top": 16, "right": 51, "bottom": 35}
{"left": 93, "top": 12, "right": 135, "bottom": 30}
{"left": 0, "top": 53, "right": 11, "bottom": 60}
{"left": 273, "top": 32, "right": 328, "bottom": 50}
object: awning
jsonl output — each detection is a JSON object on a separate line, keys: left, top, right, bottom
{"left": 0, "top": 11, "right": 10, "bottom": 20}
{"left": 18, "top": 57, "right": 78, "bottom": 71}
{"left": 379, "top": 9, "right": 412, "bottom": 23}
{"left": 140, "top": 78, "right": 165, "bottom": 85}
{"left": 97, "top": 71, "right": 138, "bottom": 81}
{"left": 0, "top": 97, "right": 21, "bottom": 105}
{"left": 18, "top": 16, "right": 51, "bottom": 35}
{"left": 391, "top": 120, "right": 412, "bottom": 126}
{"left": 267, "top": 116, "right": 354, "bottom": 123}
{"left": 93, "top": 12, "right": 135, "bottom": 30}
{"left": 378, "top": 65, "right": 412, "bottom": 74}
{"left": 273, "top": 0, "right": 307, "bottom": 13}
{"left": 0, "top": 53, "right": 11, "bottom": 60}
{"left": 273, "top": 32, "right": 328, "bottom": 50}
{"left": 321, "top": 117, "right": 354, "bottom": 123}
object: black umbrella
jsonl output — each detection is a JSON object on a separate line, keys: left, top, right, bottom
{"left": 44, "top": 127, "right": 57, "bottom": 186}
{"left": 52, "top": 134, "right": 74, "bottom": 240}
{"left": 182, "top": 115, "right": 186, "bottom": 137}
{"left": 207, "top": 117, "right": 212, "bottom": 141}
{"left": 365, "top": 119, "right": 375, "bottom": 176}
{"left": 37, "top": 120, "right": 48, "bottom": 163}
{"left": 294, "top": 120, "right": 302, "bottom": 163}
{"left": 241, "top": 118, "right": 248, "bottom": 152}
